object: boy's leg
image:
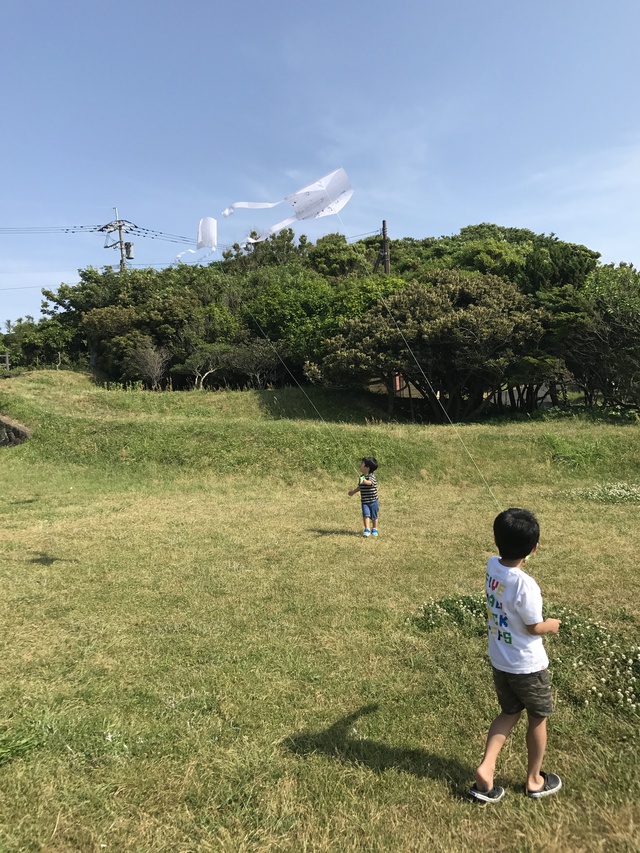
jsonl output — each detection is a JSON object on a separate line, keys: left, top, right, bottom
{"left": 475, "top": 712, "right": 521, "bottom": 791}
{"left": 525, "top": 713, "right": 547, "bottom": 792}
{"left": 363, "top": 515, "right": 371, "bottom": 530}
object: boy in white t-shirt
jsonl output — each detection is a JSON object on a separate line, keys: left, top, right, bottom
{"left": 468, "top": 508, "right": 562, "bottom": 804}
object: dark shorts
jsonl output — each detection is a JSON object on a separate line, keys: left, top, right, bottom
{"left": 492, "top": 666, "right": 553, "bottom": 718}
{"left": 361, "top": 500, "right": 379, "bottom": 520}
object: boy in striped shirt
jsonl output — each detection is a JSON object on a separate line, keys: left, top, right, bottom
{"left": 348, "top": 456, "right": 379, "bottom": 537}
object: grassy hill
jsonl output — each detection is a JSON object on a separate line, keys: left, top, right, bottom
{"left": 0, "top": 372, "right": 638, "bottom": 852}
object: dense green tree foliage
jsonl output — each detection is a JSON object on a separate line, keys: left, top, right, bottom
{"left": 2, "top": 224, "right": 639, "bottom": 419}
{"left": 322, "top": 271, "right": 544, "bottom": 419}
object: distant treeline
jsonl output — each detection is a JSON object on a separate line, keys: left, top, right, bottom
{"left": 2, "top": 224, "right": 640, "bottom": 421}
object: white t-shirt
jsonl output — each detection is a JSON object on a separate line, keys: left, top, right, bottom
{"left": 485, "top": 555, "right": 549, "bottom": 674}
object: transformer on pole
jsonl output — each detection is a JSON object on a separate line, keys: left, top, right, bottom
{"left": 98, "top": 207, "right": 134, "bottom": 272}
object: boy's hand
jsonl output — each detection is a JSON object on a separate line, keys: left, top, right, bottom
{"left": 526, "top": 618, "right": 561, "bottom": 636}
{"left": 348, "top": 489, "right": 355, "bottom": 497}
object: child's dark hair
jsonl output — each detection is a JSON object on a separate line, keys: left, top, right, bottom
{"left": 493, "top": 508, "right": 539, "bottom": 559}
{"left": 362, "top": 456, "right": 378, "bottom": 473}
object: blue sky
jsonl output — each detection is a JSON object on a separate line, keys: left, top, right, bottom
{"left": 2, "top": 0, "right": 639, "bottom": 323}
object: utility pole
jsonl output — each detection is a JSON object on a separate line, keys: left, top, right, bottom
{"left": 382, "top": 219, "right": 390, "bottom": 274}
{"left": 373, "top": 219, "right": 391, "bottom": 274}
{"left": 115, "top": 207, "right": 126, "bottom": 273}
{"left": 98, "top": 208, "right": 134, "bottom": 273}
{"left": 1, "top": 352, "right": 9, "bottom": 371}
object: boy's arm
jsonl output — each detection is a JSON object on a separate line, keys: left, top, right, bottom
{"left": 360, "top": 479, "right": 373, "bottom": 486}
{"left": 525, "top": 618, "right": 561, "bottom": 636}
{"left": 348, "top": 484, "right": 361, "bottom": 497}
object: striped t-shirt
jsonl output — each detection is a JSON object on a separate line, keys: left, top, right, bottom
{"left": 360, "top": 473, "right": 378, "bottom": 503}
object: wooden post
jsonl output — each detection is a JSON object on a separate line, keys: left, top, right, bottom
{"left": 373, "top": 219, "right": 391, "bottom": 274}
{"left": 382, "top": 219, "right": 390, "bottom": 274}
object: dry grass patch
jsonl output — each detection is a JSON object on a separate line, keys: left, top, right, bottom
{"left": 0, "top": 372, "right": 638, "bottom": 851}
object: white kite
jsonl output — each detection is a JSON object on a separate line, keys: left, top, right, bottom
{"left": 196, "top": 216, "right": 218, "bottom": 251}
{"left": 222, "top": 167, "right": 353, "bottom": 242}
{"left": 176, "top": 216, "right": 218, "bottom": 262}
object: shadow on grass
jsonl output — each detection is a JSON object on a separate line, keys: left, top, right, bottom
{"left": 255, "top": 388, "right": 389, "bottom": 424}
{"left": 283, "top": 704, "right": 476, "bottom": 798}
{"left": 28, "top": 552, "right": 78, "bottom": 566}
{"left": 308, "top": 528, "right": 359, "bottom": 538}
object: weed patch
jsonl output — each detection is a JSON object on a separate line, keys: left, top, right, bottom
{"left": 411, "top": 596, "right": 640, "bottom": 717}
{"left": 0, "top": 727, "right": 40, "bottom": 767}
{"left": 565, "top": 481, "right": 640, "bottom": 504}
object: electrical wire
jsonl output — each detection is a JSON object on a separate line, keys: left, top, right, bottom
{"left": 0, "top": 285, "right": 54, "bottom": 292}
{"left": 1, "top": 211, "right": 500, "bottom": 504}
{"left": 346, "top": 229, "right": 380, "bottom": 242}
{"left": 0, "top": 226, "right": 100, "bottom": 234}
{"left": 0, "top": 223, "right": 195, "bottom": 245}
{"left": 127, "top": 226, "right": 195, "bottom": 242}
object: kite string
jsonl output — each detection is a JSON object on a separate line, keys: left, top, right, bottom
{"left": 379, "top": 296, "right": 501, "bottom": 511}
{"left": 243, "top": 305, "right": 361, "bottom": 475}
{"left": 333, "top": 210, "right": 502, "bottom": 511}
{"left": 220, "top": 176, "right": 502, "bottom": 503}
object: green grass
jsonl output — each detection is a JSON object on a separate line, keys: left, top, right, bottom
{"left": 0, "top": 371, "right": 639, "bottom": 852}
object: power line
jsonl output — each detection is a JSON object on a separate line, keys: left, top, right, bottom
{"left": 0, "top": 225, "right": 100, "bottom": 234}
{"left": 346, "top": 229, "right": 380, "bottom": 242}
{"left": 0, "top": 221, "right": 195, "bottom": 245}
{"left": 0, "top": 285, "right": 55, "bottom": 292}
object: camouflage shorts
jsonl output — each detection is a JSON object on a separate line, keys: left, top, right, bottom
{"left": 492, "top": 666, "right": 553, "bottom": 718}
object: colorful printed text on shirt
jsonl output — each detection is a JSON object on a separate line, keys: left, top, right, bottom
{"left": 486, "top": 571, "right": 512, "bottom": 644}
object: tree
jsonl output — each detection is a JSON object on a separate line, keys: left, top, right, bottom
{"left": 563, "top": 264, "right": 640, "bottom": 406}
{"left": 0, "top": 316, "right": 74, "bottom": 368}
{"left": 323, "top": 271, "right": 544, "bottom": 420}
{"left": 123, "top": 340, "right": 169, "bottom": 390}
{"left": 221, "top": 228, "right": 308, "bottom": 272}
{"left": 307, "top": 233, "right": 372, "bottom": 278}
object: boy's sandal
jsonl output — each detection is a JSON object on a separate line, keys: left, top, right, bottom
{"left": 467, "top": 783, "right": 505, "bottom": 804}
{"left": 526, "top": 772, "right": 562, "bottom": 798}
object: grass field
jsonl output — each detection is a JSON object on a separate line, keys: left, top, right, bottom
{"left": 0, "top": 371, "right": 639, "bottom": 852}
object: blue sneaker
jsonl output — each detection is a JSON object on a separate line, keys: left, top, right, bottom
{"left": 371, "top": 529, "right": 379, "bottom": 537}
{"left": 363, "top": 529, "right": 371, "bottom": 537}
